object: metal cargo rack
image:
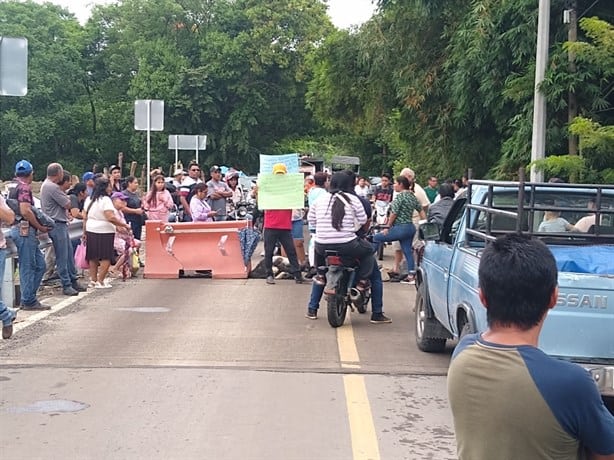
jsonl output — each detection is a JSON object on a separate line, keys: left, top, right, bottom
{"left": 464, "top": 169, "right": 614, "bottom": 245}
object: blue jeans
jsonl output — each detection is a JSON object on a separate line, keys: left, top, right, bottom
{"left": 10, "top": 226, "right": 45, "bottom": 306}
{"left": 372, "top": 223, "right": 416, "bottom": 272}
{"left": 308, "top": 255, "right": 383, "bottom": 313}
{"left": 0, "top": 248, "right": 17, "bottom": 327}
{"left": 48, "top": 222, "right": 77, "bottom": 289}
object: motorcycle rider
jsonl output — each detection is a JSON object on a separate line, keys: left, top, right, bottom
{"left": 225, "top": 170, "right": 244, "bottom": 218}
{"left": 307, "top": 171, "right": 390, "bottom": 323}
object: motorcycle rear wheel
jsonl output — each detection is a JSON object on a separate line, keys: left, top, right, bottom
{"left": 327, "top": 294, "right": 347, "bottom": 328}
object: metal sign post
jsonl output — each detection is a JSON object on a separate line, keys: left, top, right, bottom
{"left": 0, "top": 36, "right": 28, "bottom": 96}
{"left": 530, "top": 0, "right": 550, "bottom": 183}
{"left": 168, "top": 134, "right": 207, "bottom": 166}
{"left": 135, "top": 99, "right": 164, "bottom": 191}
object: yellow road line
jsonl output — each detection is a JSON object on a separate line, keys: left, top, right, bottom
{"left": 336, "top": 316, "right": 360, "bottom": 365}
{"left": 343, "top": 374, "right": 381, "bottom": 460}
{"left": 337, "top": 316, "right": 381, "bottom": 460}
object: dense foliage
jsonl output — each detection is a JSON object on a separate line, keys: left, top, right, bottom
{"left": 1, "top": 0, "right": 612, "bottom": 183}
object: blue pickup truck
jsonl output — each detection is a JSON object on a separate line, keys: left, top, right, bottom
{"left": 415, "top": 178, "right": 614, "bottom": 396}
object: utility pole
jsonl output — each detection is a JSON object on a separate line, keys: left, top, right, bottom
{"left": 566, "top": 2, "right": 579, "bottom": 155}
{"left": 530, "top": 0, "right": 550, "bottom": 183}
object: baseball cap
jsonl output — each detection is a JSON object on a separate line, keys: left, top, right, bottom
{"left": 109, "top": 164, "right": 121, "bottom": 173}
{"left": 15, "top": 160, "right": 33, "bottom": 175}
{"left": 272, "top": 163, "right": 287, "bottom": 175}
{"left": 111, "top": 191, "right": 128, "bottom": 201}
{"left": 82, "top": 172, "right": 95, "bottom": 182}
{"left": 173, "top": 168, "right": 185, "bottom": 176}
{"left": 210, "top": 165, "right": 221, "bottom": 173}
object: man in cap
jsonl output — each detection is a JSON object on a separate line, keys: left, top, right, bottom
{"left": 262, "top": 163, "right": 304, "bottom": 284}
{"left": 83, "top": 172, "right": 95, "bottom": 196}
{"left": 206, "top": 165, "right": 233, "bottom": 221}
{"left": 9, "top": 160, "right": 51, "bottom": 310}
{"left": 178, "top": 162, "right": 203, "bottom": 221}
{"left": 41, "top": 163, "right": 86, "bottom": 296}
{"left": 172, "top": 168, "right": 184, "bottom": 188}
{"left": 0, "top": 194, "right": 17, "bottom": 338}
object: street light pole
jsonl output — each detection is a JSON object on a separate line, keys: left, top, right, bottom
{"left": 530, "top": 0, "right": 551, "bottom": 183}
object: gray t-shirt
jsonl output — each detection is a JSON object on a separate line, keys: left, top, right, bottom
{"left": 538, "top": 217, "right": 570, "bottom": 232}
{"left": 40, "top": 178, "right": 70, "bottom": 222}
{"left": 206, "top": 179, "right": 231, "bottom": 216}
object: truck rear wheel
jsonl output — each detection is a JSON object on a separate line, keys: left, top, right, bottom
{"left": 458, "top": 316, "right": 476, "bottom": 340}
{"left": 415, "top": 285, "right": 447, "bottom": 352}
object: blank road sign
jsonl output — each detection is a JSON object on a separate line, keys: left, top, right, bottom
{"left": 0, "top": 36, "right": 28, "bottom": 96}
{"left": 134, "top": 99, "right": 164, "bottom": 131}
{"left": 168, "top": 135, "right": 207, "bottom": 150}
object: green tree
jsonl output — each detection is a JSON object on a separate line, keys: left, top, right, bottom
{"left": 0, "top": 0, "right": 87, "bottom": 178}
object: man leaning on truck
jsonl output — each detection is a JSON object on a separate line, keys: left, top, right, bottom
{"left": 447, "top": 234, "right": 614, "bottom": 460}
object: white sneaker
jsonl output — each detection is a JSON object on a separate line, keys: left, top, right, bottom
{"left": 87, "top": 281, "right": 96, "bottom": 288}
{"left": 94, "top": 282, "right": 112, "bottom": 289}
{"left": 103, "top": 278, "right": 112, "bottom": 287}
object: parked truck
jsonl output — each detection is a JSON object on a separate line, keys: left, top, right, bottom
{"left": 415, "top": 176, "right": 614, "bottom": 396}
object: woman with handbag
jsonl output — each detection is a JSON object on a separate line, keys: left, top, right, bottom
{"left": 83, "top": 177, "right": 131, "bottom": 289}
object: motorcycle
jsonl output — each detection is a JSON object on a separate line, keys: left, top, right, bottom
{"left": 227, "top": 188, "right": 257, "bottom": 222}
{"left": 227, "top": 199, "right": 254, "bottom": 221}
{"left": 372, "top": 199, "right": 390, "bottom": 260}
{"left": 322, "top": 251, "right": 370, "bottom": 328}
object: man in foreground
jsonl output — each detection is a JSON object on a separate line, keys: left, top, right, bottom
{"left": 447, "top": 234, "right": 614, "bottom": 459}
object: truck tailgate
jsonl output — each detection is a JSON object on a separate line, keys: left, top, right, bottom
{"left": 539, "top": 272, "right": 614, "bottom": 361}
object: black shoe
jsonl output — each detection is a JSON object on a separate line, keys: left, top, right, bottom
{"left": 2, "top": 315, "right": 15, "bottom": 339}
{"left": 295, "top": 275, "right": 305, "bottom": 284}
{"left": 370, "top": 313, "right": 392, "bottom": 324}
{"left": 21, "top": 300, "right": 51, "bottom": 311}
{"left": 266, "top": 276, "right": 275, "bottom": 285}
{"left": 72, "top": 281, "right": 87, "bottom": 292}
{"left": 63, "top": 286, "right": 79, "bottom": 296}
{"left": 305, "top": 308, "right": 317, "bottom": 320}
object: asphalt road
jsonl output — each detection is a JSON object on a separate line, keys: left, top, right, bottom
{"left": 1, "top": 271, "right": 456, "bottom": 459}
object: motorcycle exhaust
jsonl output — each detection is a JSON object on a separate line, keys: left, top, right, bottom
{"left": 349, "top": 288, "right": 364, "bottom": 309}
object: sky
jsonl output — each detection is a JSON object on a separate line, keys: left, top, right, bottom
{"left": 32, "top": 0, "right": 377, "bottom": 29}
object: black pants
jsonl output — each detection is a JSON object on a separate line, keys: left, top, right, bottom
{"left": 264, "top": 228, "right": 300, "bottom": 278}
{"left": 315, "top": 238, "right": 375, "bottom": 281}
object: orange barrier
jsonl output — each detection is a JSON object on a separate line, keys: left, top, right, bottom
{"left": 144, "top": 220, "right": 251, "bottom": 279}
